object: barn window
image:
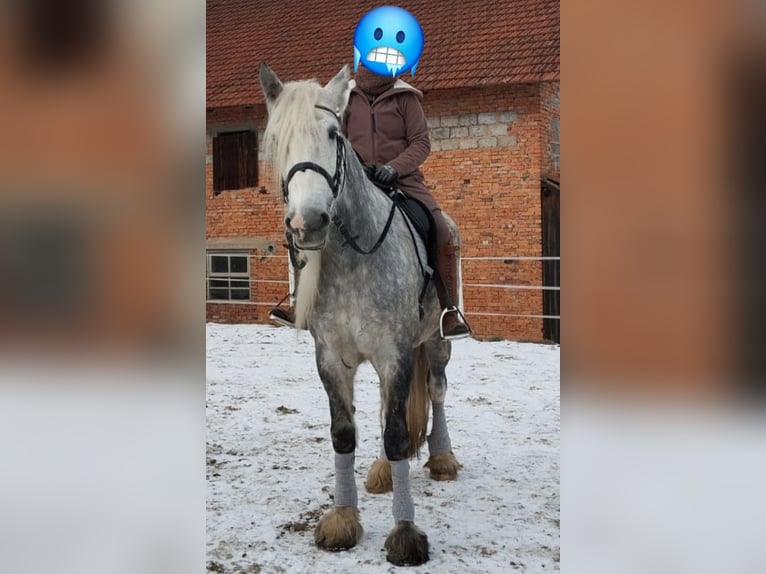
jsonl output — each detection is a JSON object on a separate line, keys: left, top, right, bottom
{"left": 206, "top": 253, "right": 251, "bottom": 301}
{"left": 213, "top": 130, "right": 257, "bottom": 192}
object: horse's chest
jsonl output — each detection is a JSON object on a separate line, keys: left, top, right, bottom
{"left": 312, "top": 308, "right": 400, "bottom": 359}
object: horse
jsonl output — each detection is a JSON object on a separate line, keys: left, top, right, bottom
{"left": 259, "top": 62, "right": 462, "bottom": 566}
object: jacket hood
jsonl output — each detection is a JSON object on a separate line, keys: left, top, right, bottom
{"left": 349, "top": 78, "right": 423, "bottom": 101}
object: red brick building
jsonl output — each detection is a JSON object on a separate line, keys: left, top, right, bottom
{"left": 206, "top": 0, "right": 560, "bottom": 341}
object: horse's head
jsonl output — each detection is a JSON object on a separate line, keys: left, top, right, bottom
{"left": 260, "top": 63, "right": 351, "bottom": 250}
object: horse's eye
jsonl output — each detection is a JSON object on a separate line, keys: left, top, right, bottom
{"left": 328, "top": 126, "right": 338, "bottom": 139}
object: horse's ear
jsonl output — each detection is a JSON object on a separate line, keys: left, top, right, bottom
{"left": 324, "top": 65, "right": 351, "bottom": 117}
{"left": 259, "top": 62, "right": 283, "bottom": 111}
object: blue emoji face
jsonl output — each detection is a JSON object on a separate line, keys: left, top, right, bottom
{"left": 353, "top": 6, "right": 424, "bottom": 77}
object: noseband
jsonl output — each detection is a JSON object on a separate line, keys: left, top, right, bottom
{"left": 280, "top": 104, "right": 347, "bottom": 203}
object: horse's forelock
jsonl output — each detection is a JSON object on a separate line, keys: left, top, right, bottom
{"left": 263, "top": 80, "right": 325, "bottom": 181}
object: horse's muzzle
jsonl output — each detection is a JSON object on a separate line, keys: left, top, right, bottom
{"left": 285, "top": 210, "right": 330, "bottom": 247}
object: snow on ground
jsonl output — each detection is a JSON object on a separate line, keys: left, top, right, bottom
{"left": 207, "top": 323, "right": 560, "bottom": 573}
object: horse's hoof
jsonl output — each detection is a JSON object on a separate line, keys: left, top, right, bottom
{"left": 314, "top": 506, "right": 362, "bottom": 551}
{"left": 365, "top": 458, "right": 392, "bottom": 493}
{"left": 384, "top": 521, "right": 429, "bottom": 566}
{"left": 424, "top": 451, "right": 460, "bottom": 481}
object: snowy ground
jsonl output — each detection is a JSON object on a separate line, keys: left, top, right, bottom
{"left": 207, "top": 323, "right": 560, "bottom": 573}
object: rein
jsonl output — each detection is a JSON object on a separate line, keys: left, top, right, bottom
{"left": 331, "top": 197, "right": 398, "bottom": 256}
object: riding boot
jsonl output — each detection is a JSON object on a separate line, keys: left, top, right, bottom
{"left": 269, "top": 302, "right": 296, "bottom": 328}
{"left": 435, "top": 243, "right": 472, "bottom": 340}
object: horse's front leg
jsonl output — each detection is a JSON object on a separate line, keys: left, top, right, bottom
{"left": 383, "top": 357, "right": 430, "bottom": 566}
{"left": 313, "top": 344, "right": 363, "bottom": 551}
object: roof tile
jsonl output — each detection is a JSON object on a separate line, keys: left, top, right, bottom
{"left": 207, "top": 0, "right": 559, "bottom": 107}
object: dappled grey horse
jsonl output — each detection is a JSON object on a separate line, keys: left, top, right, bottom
{"left": 260, "top": 63, "right": 462, "bottom": 566}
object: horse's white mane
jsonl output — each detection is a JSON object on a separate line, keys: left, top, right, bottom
{"left": 262, "top": 79, "right": 327, "bottom": 329}
{"left": 263, "top": 80, "right": 324, "bottom": 186}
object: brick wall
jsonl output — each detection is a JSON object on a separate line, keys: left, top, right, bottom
{"left": 206, "top": 105, "right": 287, "bottom": 323}
{"left": 206, "top": 83, "right": 551, "bottom": 341}
{"left": 420, "top": 84, "right": 544, "bottom": 340}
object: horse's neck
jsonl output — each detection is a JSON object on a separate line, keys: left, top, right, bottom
{"left": 331, "top": 146, "right": 393, "bottom": 245}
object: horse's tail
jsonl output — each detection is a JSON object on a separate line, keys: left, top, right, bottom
{"left": 406, "top": 343, "right": 431, "bottom": 458}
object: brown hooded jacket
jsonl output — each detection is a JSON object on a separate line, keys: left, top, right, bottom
{"left": 343, "top": 78, "right": 431, "bottom": 200}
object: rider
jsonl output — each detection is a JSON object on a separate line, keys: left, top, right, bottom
{"left": 270, "top": 66, "right": 471, "bottom": 339}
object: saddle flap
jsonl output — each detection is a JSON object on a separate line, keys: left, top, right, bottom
{"left": 397, "top": 195, "right": 432, "bottom": 247}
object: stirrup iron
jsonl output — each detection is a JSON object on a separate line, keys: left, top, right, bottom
{"left": 439, "top": 306, "right": 472, "bottom": 341}
{"left": 269, "top": 309, "right": 295, "bottom": 329}
{"left": 269, "top": 292, "right": 296, "bottom": 328}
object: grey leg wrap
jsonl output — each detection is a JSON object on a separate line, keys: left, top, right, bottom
{"left": 390, "top": 459, "right": 414, "bottom": 522}
{"left": 334, "top": 452, "right": 357, "bottom": 507}
{"left": 427, "top": 401, "right": 452, "bottom": 455}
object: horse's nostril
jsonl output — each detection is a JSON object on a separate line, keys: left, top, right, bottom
{"left": 319, "top": 212, "right": 330, "bottom": 227}
{"left": 284, "top": 216, "right": 292, "bottom": 230}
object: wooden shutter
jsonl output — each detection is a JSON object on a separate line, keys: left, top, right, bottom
{"left": 237, "top": 130, "right": 257, "bottom": 189}
{"left": 213, "top": 131, "right": 257, "bottom": 192}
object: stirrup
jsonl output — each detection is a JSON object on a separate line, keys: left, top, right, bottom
{"left": 269, "top": 308, "right": 295, "bottom": 328}
{"left": 269, "top": 292, "right": 295, "bottom": 328}
{"left": 439, "top": 306, "right": 472, "bottom": 341}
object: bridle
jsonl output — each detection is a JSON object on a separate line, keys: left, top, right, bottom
{"left": 281, "top": 102, "right": 398, "bottom": 267}
{"left": 280, "top": 104, "right": 347, "bottom": 204}
{"left": 281, "top": 104, "right": 346, "bottom": 262}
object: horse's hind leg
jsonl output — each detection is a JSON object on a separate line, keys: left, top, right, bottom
{"left": 424, "top": 336, "right": 460, "bottom": 481}
{"left": 365, "top": 383, "right": 392, "bottom": 493}
{"left": 366, "top": 344, "right": 429, "bottom": 494}
{"left": 381, "top": 355, "right": 430, "bottom": 566}
{"left": 313, "top": 344, "right": 363, "bottom": 551}
{"left": 365, "top": 449, "right": 392, "bottom": 493}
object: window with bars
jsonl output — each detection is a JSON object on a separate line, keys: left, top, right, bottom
{"left": 213, "top": 130, "right": 257, "bottom": 192}
{"left": 206, "top": 253, "right": 251, "bottom": 301}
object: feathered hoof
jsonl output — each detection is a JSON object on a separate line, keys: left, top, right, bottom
{"left": 314, "top": 506, "right": 362, "bottom": 551}
{"left": 424, "top": 451, "right": 460, "bottom": 481}
{"left": 384, "top": 521, "right": 429, "bottom": 566}
{"left": 365, "top": 458, "right": 392, "bottom": 494}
